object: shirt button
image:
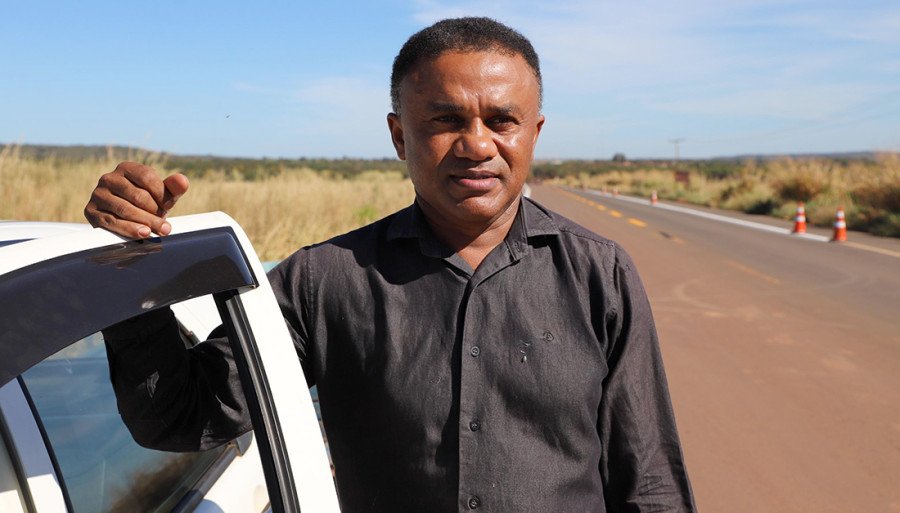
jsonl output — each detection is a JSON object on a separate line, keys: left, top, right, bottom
{"left": 469, "top": 420, "right": 481, "bottom": 432}
{"left": 468, "top": 495, "right": 481, "bottom": 509}
{"left": 470, "top": 346, "right": 481, "bottom": 357}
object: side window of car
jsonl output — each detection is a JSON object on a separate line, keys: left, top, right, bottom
{"left": 17, "top": 319, "right": 231, "bottom": 513}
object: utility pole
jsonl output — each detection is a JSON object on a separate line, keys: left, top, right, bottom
{"left": 668, "top": 138, "right": 685, "bottom": 162}
{"left": 669, "top": 138, "right": 688, "bottom": 184}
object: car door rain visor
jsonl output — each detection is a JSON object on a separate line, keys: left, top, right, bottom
{"left": 0, "top": 228, "right": 257, "bottom": 386}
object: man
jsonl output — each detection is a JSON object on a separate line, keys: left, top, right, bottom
{"left": 86, "top": 17, "right": 695, "bottom": 512}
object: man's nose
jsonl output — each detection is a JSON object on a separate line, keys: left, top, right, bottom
{"left": 453, "top": 120, "right": 498, "bottom": 161}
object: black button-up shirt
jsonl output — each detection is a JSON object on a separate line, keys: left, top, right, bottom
{"left": 106, "top": 198, "right": 695, "bottom": 512}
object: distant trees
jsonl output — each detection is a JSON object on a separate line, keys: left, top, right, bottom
{"left": 612, "top": 153, "right": 627, "bottom": 163}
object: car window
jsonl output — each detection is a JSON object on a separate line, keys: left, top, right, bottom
{"left": 19, "top": 330, "right": 226, "bottom": 513}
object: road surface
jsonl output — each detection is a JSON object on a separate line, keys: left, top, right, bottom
{"left": 531, "top": 184, "right": 900, "bottom": 513}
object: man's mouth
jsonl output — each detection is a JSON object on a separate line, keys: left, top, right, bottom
{"left": 450, "top": 170, "right": 500, "bottom": 191}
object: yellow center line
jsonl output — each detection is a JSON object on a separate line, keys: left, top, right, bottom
{"left": 725, "top": 260, "right": 781, "bottom": 285}
{"left": 560, "top": 189, "right": 647, "bottom": 228}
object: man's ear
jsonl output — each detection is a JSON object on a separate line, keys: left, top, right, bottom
{"left": 387, "top": 113, "right": 406, "bottom": 160}
{"left": 534, "top": 114, "right": 545, "bottom": 145}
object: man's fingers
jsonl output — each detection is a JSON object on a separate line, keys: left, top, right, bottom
{"left": 104, "top": 173, "right": 161, "bottom": 214}
{"left": 119, "top": 162, "right": 167, "bottom": 207}
{"left": 90, "top": 209, "right": 158, "bottom": 239}
{"left": 87, "top": 189, "right": 171, "bottom": 237}
{"left": 161, "top": 173, "right": 190, "bottom": 213}
{"left": 84, "top": 161, "right": 186, "bottom": 238}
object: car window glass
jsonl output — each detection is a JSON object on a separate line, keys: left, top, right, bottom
{"left": 19, "top": 325, "right": 225, "bottom": 513}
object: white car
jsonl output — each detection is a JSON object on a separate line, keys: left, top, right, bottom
{"left": 0, "top": 214, "right": 340, "bottom": 513}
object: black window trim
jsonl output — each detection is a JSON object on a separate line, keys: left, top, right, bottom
{"left": 16, "top": 375, "right": 76, "bottom": 513}
{"left": 215, "top": 291, "right": 300, "bottom": 513}
{"left": 0, "top": 227, "right": 258, "bottom": 388}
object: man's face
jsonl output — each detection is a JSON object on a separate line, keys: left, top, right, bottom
{"left": 387, "top": 50, "right": 544, "bottom": 230}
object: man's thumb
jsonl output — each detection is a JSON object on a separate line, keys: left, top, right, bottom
{"left": 161, "top": 173, "right": 190, "bottom": 213}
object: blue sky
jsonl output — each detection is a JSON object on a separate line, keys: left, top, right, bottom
{"left": 2, "top": 0, "right": 898, "bottom": 159}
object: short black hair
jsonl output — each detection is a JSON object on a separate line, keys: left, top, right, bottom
{"left": 390, "top": 17, "right": 542, "bottom": 113}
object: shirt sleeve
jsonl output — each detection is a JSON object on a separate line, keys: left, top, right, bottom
{"left": 103, "top": 307, "right": 252, "bottom": 452}
{"left": 267, "top": 248, "right": 317, "bottom": 388}
{"left": 597, "top": 246, "right": 696, "bottom": 512}
{"left": 102, "top": 251, "right": 316, "bottom": 452}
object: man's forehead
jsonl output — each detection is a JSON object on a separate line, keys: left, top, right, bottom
{"left": 403, "top": 51, "right": 537, "bottom": 92}
{"left": 395, "top": 49, "right": 541, "bottom": 114}
{"left": 405, "top": 48, "right": 529, "bottom": 77}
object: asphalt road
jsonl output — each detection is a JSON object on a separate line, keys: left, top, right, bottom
{"left": 530, "top": 184, "right": 900, "bottom": 513}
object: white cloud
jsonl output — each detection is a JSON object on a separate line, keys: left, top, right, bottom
{"left": 407, "top": 0, "right": 900, "bottom": 89}
{"left": 404, "top": 0, "right": 900, "bottom": 157}
{"left": 836, "top": 12, "right": 900, "bottom": 44}
{"left": 407, "top": 1, "right": 790, "bottom": 94}
{"left": 289, "top": 77, "right": 394, "bottom": 156}
{"left": 228, "top": 76, "right": 395, "bottom": 157}
{"left": 292, "top": 77, "right": 390, "bottom": 125}
{"left": 652, "top": 84, "right": 891, "bottom": 121}
{"left": 743, "top": 4, "right": 900, "bottom": 45}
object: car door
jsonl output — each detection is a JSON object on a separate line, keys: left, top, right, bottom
{"left": 0, "top": 212, "right": 341, "bottom": 513}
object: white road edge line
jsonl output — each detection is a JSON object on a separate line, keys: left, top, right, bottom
{"left": 582, "top": 189, "right": 831, "bottom": 242}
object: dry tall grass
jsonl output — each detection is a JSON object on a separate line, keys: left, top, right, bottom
{"left": 557, "top": 154, "right": 900, "bottom": 237}
{"left": 177, "top": 169, "right": 414, "bottom": 259}
{"left": 0, "top": 147, "right": 415, "bottom": 260}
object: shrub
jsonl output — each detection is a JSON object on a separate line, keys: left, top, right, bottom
{"left": 768, "top": 158, "right": 833, "bottom": 202}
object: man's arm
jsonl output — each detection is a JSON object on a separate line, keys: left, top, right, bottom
{"left": 103, "top": 308, "right": 252, "bottom": 451}
{"left": 86, "top": 162, "right": 254, "bottom": 450}
{"left": 598, "top": 247, "right": 696, "bottom": 512}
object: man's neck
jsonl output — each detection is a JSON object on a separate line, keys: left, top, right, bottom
{"left": 418, "top": 197, "right": 521, "bottom": 270}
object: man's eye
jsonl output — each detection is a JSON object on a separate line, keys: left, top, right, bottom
{"left": 489, "top": 116, "right": 517, "bottom": 127}
{"left": 434, "top": 115, "right": 462, "bottom": 124}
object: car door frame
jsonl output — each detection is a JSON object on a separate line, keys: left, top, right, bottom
{"left": 0, "top": 212, "right": 340, "bottom": 513}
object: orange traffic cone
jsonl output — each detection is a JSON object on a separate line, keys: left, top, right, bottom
{"left": 831, "top": 206, "right": 847, "bottom": 242}
{"left": 651, "top": 190, "right": 658, "bottom": 205}
{"left": 792, "top": 203, "right": 807, "bottom": 234}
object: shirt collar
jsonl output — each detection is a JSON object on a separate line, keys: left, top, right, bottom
{"left": 519, "top": 196, "right": 559, "bottom": 239}
{"left": 386, "top": 200, "right": 430, "bottom": 242}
